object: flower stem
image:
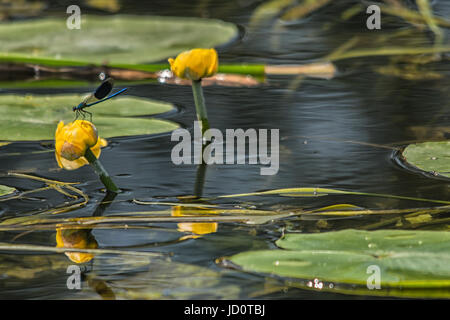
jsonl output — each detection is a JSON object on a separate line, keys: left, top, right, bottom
{"left": 84, "top": 148, "right": 119, "bottom": 193}
{"left": 191, "top": 79, "right": 210, "bottom": 137}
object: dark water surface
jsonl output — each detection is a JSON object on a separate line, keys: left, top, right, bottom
{"left": 0, "top": 0, "right": 449, "bottom": 299}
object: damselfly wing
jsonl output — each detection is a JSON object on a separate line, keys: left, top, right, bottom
{"left": 73, "top": 78, "right": 127, "bottom": 120}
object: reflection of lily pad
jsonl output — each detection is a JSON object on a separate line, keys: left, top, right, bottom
{"left": 107, "top": 258, "right": 240, "bottom": 299}
{"left": 402, "top": 141, "right": 450, "bottom": 178}
{"left": 0, "top": 94, "right": 179, "bottom": 141}
{"left": 0, "top": 253, "right": 240, "bottom": 299}
{"left": 0, "top": 185, "right": 15, "bottom": 197}
{"left": 228, "top": 229, "right": 450, "bottom": 298}
{"left": 0, "top": 15, "right": 237, "bottom": 65}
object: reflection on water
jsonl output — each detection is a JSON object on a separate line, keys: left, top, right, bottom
{"left": 0, "top": 0, "right": 449, "bottom": 299}
{"left": 56, "top": 227, "right": 98, "bottom": 264}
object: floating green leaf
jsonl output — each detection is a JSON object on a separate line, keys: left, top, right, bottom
{"left": 402, "top": 141, "right": 450, "bottom": 178}
{"left": 308, "top": 203, "right": 364, "bottom": 213}
{"left": 0, "top": 15, "right": 237, "bottom": 65}
{"left": 0, "top": 94, "right": 179, "bottom": 141}
{"left": 276, "top": 229, "right": 450, "bottom": 254}
{"left": 228, "top": 229, "right": 450, "bottom": 298}
{"left": 0, "top": 184, "right": 15, "bottom": 197}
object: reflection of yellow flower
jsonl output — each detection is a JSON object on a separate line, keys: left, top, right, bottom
{"left": 172, "top": 205, "right": 218, "bottom": 236}
{"left": 168, "top": 48, "right": 218, "bottom": 81}
{"left": 56, "top": 227, "right": 98, "bottom": 264}
{"left": 55, "top": 120, "right": 107, "bottom": 170}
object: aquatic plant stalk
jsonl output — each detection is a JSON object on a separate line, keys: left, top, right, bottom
{"left": 217, "top": 187, "right": 450, "bottom": 205}
{"left": 0, "top": 53, "right": 331, "bottom": 76}
{"left": 0, "top": 242, "right": 163, "bottom": 257}
{"left": 417, "top": 0, "right": 443, "bottom": 46}
{"left": 84, "top": 148, "right": 119, "bottom": 193}
{"left": 194, "top": 163, "right": 207, "bottom": 198}
{"left": 191, "top": 79, "right": 210, "bottom": 136}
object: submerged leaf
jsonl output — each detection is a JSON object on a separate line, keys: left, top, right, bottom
{"left": 374, "top": 65, "right": 442, "bottom": 80}
{"left": 405, "top": 214, "right": 433, "bottom": 225}
{"left": 0, "top": 184, "right": 16, "bottom": 197}
{"left": 309, "top": 204, "right": 364, "bottom": 213}
{"left": 218, "top": 186, "right": 450, "bottom": 205}
{"left": 219, "top": 187, "right": 348, "bottom": 198}
{"left": 407, "top": 126, "right": 450, "bottom": 141}
{"left": 113, "top": 260, "right": 241, "bottom": 299}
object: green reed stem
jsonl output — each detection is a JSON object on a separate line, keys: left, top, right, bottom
{"left": 191, "top": 79, "right": 210, "bottom": 137}
{"left": 84, "top": 148, "right": 119, "bottom": 193}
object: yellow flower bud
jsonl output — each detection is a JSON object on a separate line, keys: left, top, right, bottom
{"left": 168, "top": 48, "right": 218, "bottom": 81}
{"left": 55, "top": 120, "right": 107, "bottom": 170}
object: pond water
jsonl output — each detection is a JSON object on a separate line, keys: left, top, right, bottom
{"left": 0, "top": 0, "right": 449, "bottom": 299}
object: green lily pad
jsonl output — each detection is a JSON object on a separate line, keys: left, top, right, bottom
{"left": 0, "top": 15, "right": 237, "bottom": 65}
{"left": 0, "top": 94, "right": 179, "bottom": 141}
{"left": 402, "top": 141, "right": 450, "bottom": 178}
{"left": 228, "top": 229, "right": 450, "bottom": 298}
{"left": 0, "top": 185, "right": 16, "bottom": 197}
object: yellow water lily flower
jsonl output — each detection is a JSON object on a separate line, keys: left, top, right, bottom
{"left": 172, "top": 205, "right": 218, "bottom": 237}
{"left": 168, "top": 48, "right": 218, "bottom": 81}
{"left": 56, "top": 227, "right": 98, "bottom": 264}
{"left": 55, "top": 120, "right": 107, "bottom": 170}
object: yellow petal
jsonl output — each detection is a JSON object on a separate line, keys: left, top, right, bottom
{"left": 76, "top": 120, "right": 98, "bottom": 148}
{"left": 55, "top": 120, "right": 103, "bottom": 170}
{"left": 58, "top": 156, "right": 89, "bottom": 170}
{"left": 168, "top": 48, "right": 219, "bottom": 80}
{"left": 55, "top": 120, "right": 65, "bottom": 137}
